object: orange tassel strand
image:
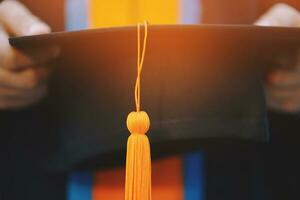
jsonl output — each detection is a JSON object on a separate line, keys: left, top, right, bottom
{"left": 125, "top": 22, "right": 151, "bottom": 200}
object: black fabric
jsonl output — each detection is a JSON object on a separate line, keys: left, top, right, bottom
{"left": 10, "top": 25, "right": 291, "bottom": 170}
{"left": 0, "top": 1, "right": 66, "bottom": 198}
{"left": 205, "top": 111, "right": 300, "bottom": 200}
{"left": 0, "top": 102, "right": 67, "bottom": 200}
{"left": 264, "top": 112, "right": 300, "bottom": 200}
{"left": 4, "top": 25, "right": 300, "bottom": 199}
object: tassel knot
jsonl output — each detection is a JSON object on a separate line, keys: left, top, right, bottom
{"left": 127, "top": 111, "right": 150, "bottom": 135}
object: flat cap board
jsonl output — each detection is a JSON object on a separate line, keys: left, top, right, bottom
{"left": 9, "top": 25, "right": 300, "bottom": 170}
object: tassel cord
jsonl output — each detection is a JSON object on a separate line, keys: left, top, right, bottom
{"left": 135, "top": 22, "right": 148, "bottom": 112}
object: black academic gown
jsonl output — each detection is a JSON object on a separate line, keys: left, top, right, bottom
{"left": 1, "top": 1, "right": 300, "bottom": 200}
{"left": 0, "top": 1, "right": 66, "bottom": 200}
{"left": 0, "top": 103, "right": 67, "bottom": 200}
{"left": 202, "top": 1, "right": 300, "bottom": 199}
{"left": 205, "top": 112, "right": 300, "bottom": 200}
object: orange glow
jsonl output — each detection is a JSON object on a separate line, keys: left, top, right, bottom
{"left": 90, "top": 1, "right": 183, "bottom": 199}
{"left": 93, "top": 156, "right": 184, "bottom": 200}
{"left": 89, "top": 0, "right": 179, "bottom": 28}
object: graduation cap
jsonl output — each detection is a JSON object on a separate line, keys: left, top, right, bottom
{"left": 9, "top": 24, "right": 300, "bottom": 174}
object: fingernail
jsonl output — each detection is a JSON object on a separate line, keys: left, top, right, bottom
{"left": 26, "top": 23, "right": 51, "bottom": 36}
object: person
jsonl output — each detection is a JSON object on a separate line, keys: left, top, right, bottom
{"left": 0, "top": 1, "right": 66, "bottom": 200}
{"left": 201, "top": 1, "right": 300, "bottom": 114}
{"left": 0, "top": 2, "right": 298, "bottom": 113}
{"left": 203, "top": 3, "right": 300, "bottom": 200}
{"left": 0, "top": 0, "right": 53, "bottom": 109}
{"left": 0, "top": 0, "right": 299, "bottom": 199}
{"left": 257, "top": 3, "right": 300, "bottom": 113}
{"left": 257, "top": 5, "right": 300, "bottom": 199}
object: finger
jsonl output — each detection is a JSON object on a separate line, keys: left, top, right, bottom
{"left": 0, "top": 42, "right": 58, "bottom": 70}
{"left": 0, "top": 1, "right": 50, "bottom": 36}
{"left": 18, "top": 46, "right": 61, "bottom": 68}
{"left": 0, "top": 67, "right": 50, "bottom": 90}
{"left": 0, "top": 81, "right": 48, "bottom": 98}
{"left": 255, "top": 3, "right": 300, "bottom": 26}
{"left": 0, "top": 84, "right": 47, "bottom": 110}
{"left": 0, "top": 25, "right": 15, "bottom": 69}
{"left": 281, "top": 101, "right": 300, "bottom": 113}
{"left": 268, "top": 98, "right": 300, "bottom": 113}
{"left": 0, "top": 86, "right": 29, "bottom": 98}
{"left": 267, "top": 70, "right": 300, "bottom": 88}
{"left": 266, "top": 92, "right": 293, "bottom": 113}
{"left": 13, "top": 49, "right": 34, "bottom": 69}
{"left": 267, "top": 86, "right": 300, "bottom": 100}
{"left": 0, "top": 25, "right": 35, "bottom": 70}
{"left": 266, "top": 88, "right": 300, "bottom": 113}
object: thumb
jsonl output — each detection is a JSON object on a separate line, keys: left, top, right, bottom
{"left": 255, "top": 3, "right": 300, "bottom": 26}
{"left": 0, "top": 0, "right": 50, "bottom": 36}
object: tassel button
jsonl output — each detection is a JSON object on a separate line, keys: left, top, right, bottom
{"left": 126, "top": 111, "right": 150, "bottom": 135}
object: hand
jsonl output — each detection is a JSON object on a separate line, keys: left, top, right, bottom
{"left": 256, "top": 3, "right": 300, "bottom": 113}
{"left": 0, "top": 0, "right": 53, "bottom": 110}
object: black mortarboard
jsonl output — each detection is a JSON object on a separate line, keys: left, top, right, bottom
{"left": 9, "top": 25, "right": 300, "bottom": 171}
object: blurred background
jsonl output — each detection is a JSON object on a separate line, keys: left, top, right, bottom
{"left": 7, "top": 0, "right": 300, "bottom": 200}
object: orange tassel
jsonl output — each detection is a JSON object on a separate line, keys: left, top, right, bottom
{"left": 125, "top": 22, "right": 151, "bottom": 200}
